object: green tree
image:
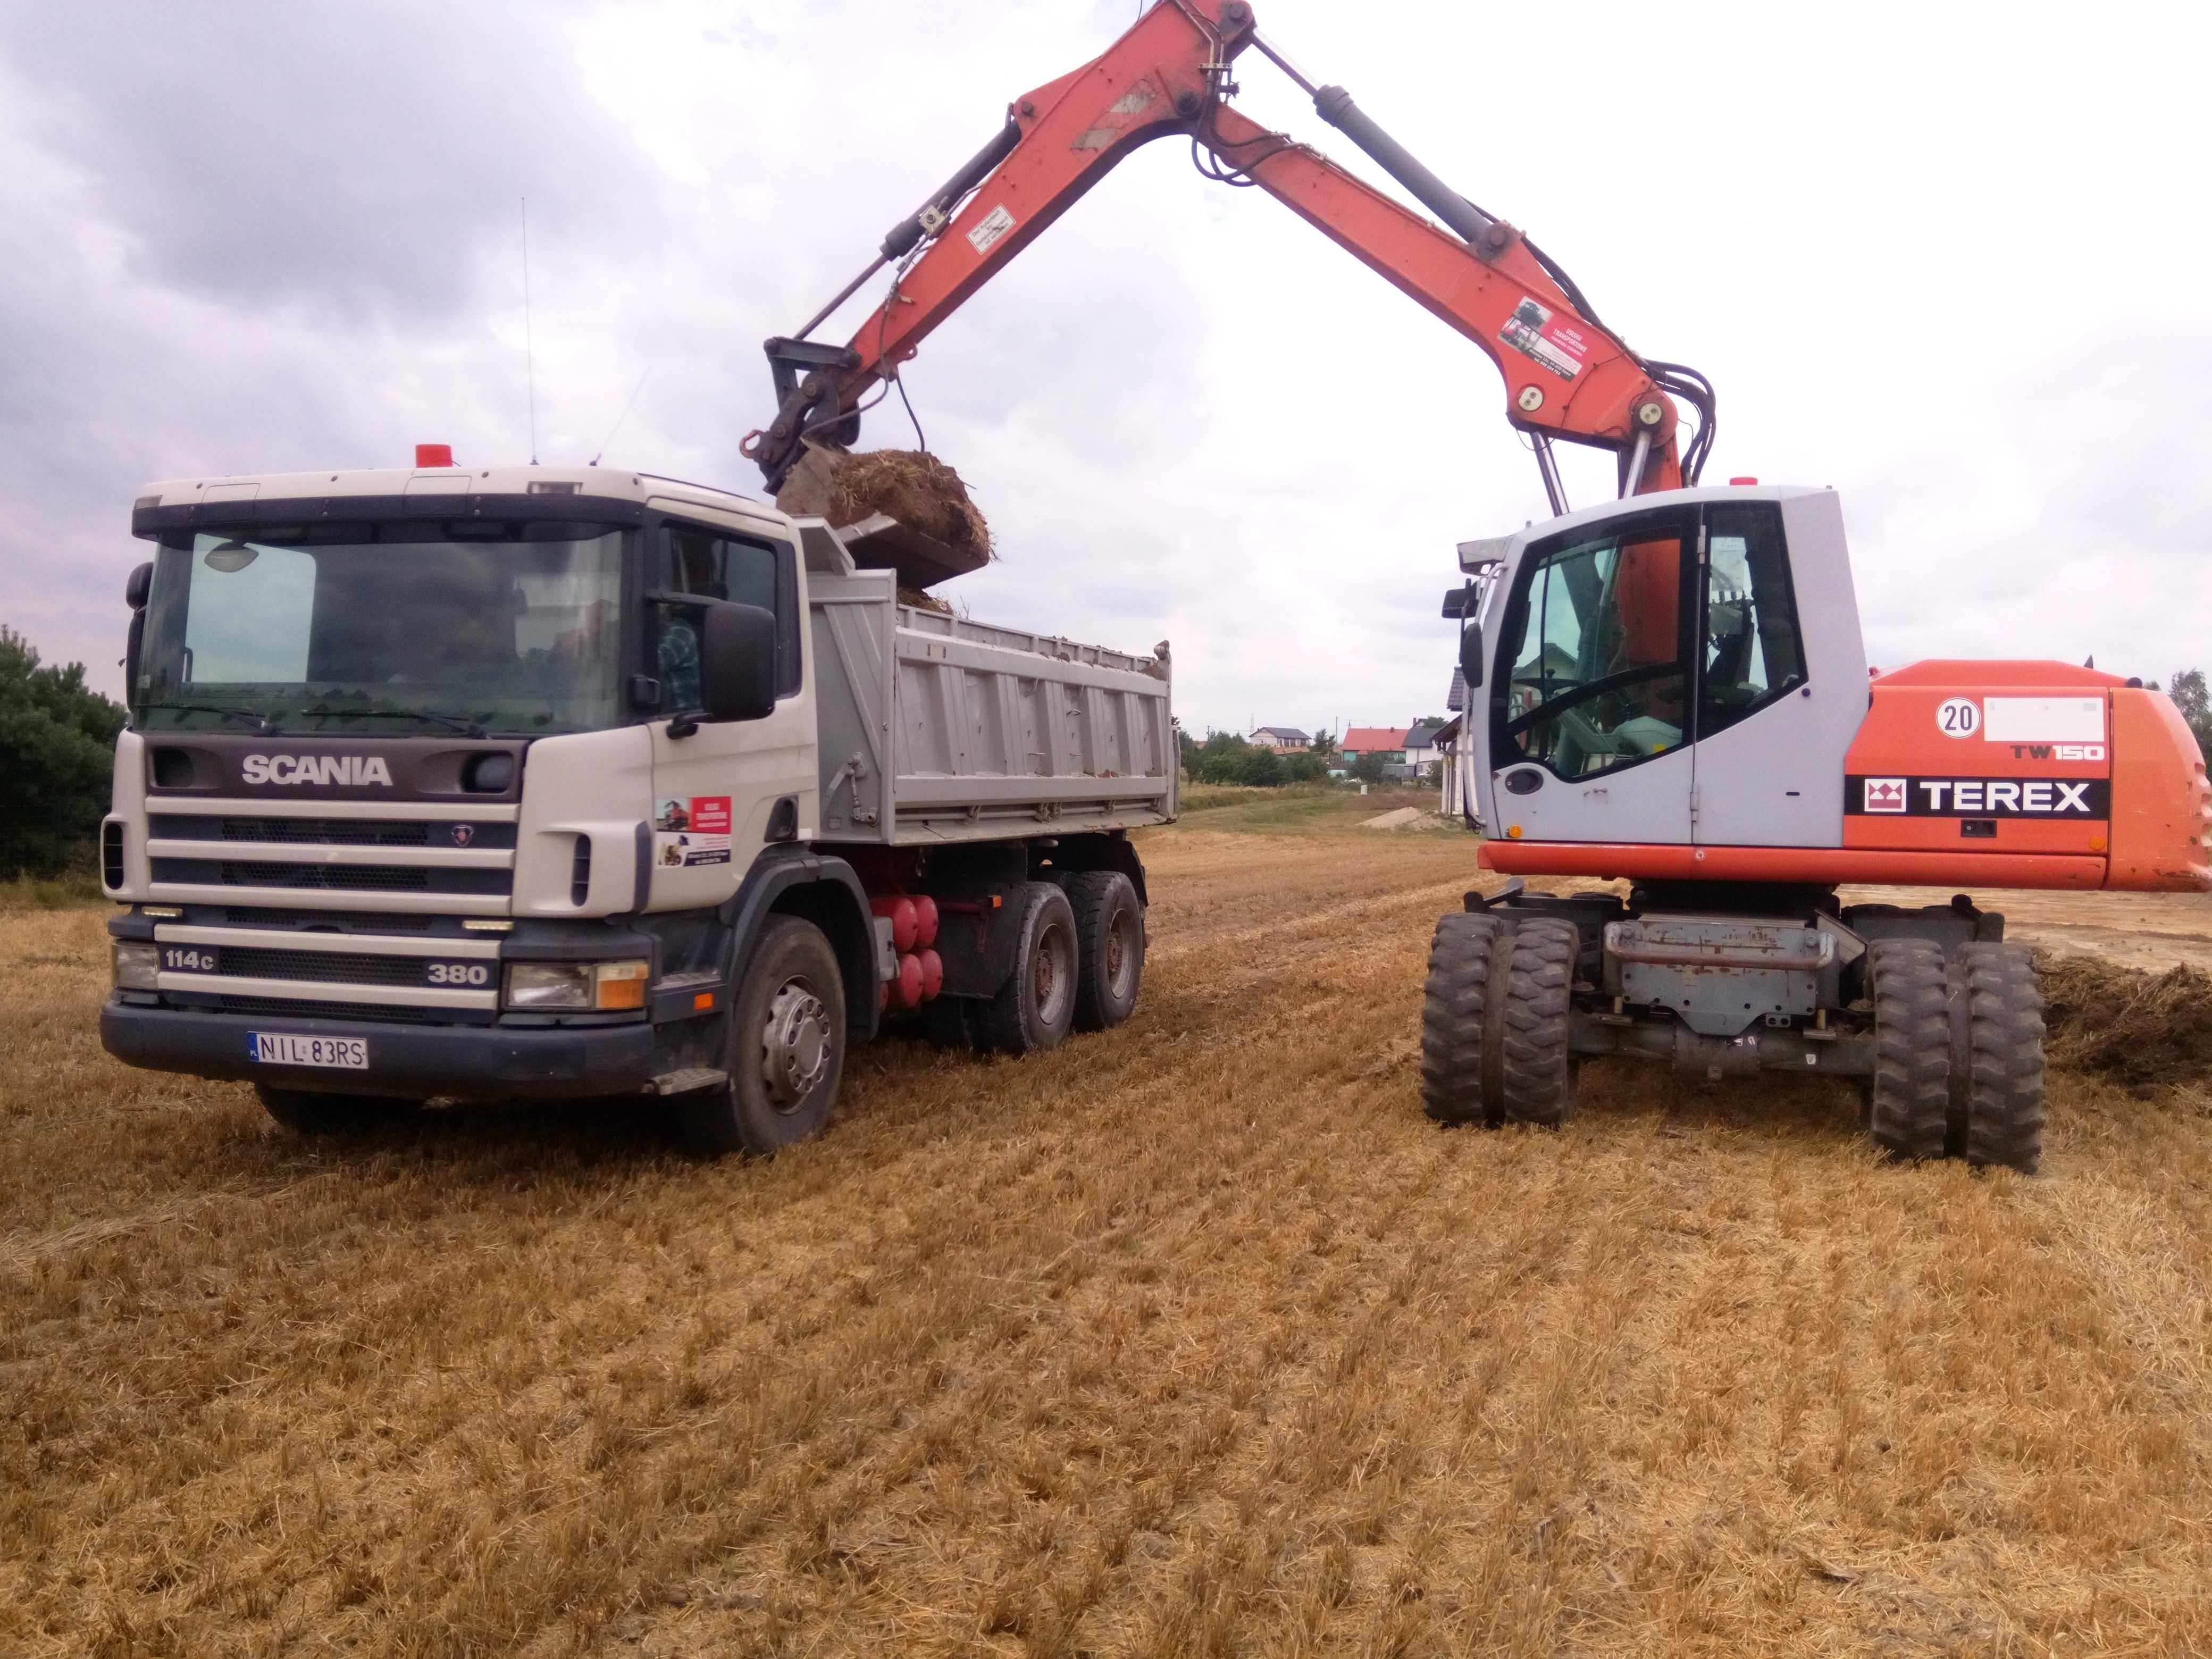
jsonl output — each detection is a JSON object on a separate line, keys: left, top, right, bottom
{"left": 2169, "top": 668, "right": 2212, "bottom": 761}
{"left": 1350, "top": 750, "right": 1388, "bottom": 785}
{"left": 1174, "top": 717, "right": 1201, "bottom": 776}
{"left": 1308, "top": 730, "right": 1339, "bottom": 762}
{"left": 1239, "top": 748, "right": 1286, "bottom": 787}
{"left": 0, "top": 626, "right": 127, "bottom": 878}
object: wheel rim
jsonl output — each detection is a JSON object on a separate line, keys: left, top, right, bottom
{"left": 1105, "top": 904, "right": 1138, "bottom": 1001}
{"left": 1034, "top": 919, "right": 1074, "bottom": 1027}
{"left": 759, "top": 976, "right": 832, "bottom": 1111}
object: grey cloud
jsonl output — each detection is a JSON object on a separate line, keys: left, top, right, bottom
{"left": 2, "top": 0, "right": 665, "bottom": 320}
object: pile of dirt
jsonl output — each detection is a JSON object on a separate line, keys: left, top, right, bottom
{"left": 781, "top": 446, "right": 992, "bottom": 563}
{"left": 897, "top": 586, "right": 953, "bottom": 616}
{"left": 2038, "top": 950, "right": 2212, "bottom": 1090}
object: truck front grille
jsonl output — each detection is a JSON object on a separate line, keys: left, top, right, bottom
{"left": 150, "top": 815, "right": 517, "bottom": 849}
{"left": 198, "top": 993, "right": 453, "bottom": 1026}
{"left": 149, "top": 858, "right": 509, "bottom": 896}
{"left": 224, "top": 907, "right": 439, "bottom": 932}
{"left": 214, "top": 946, "right": 441, "bottom": 987}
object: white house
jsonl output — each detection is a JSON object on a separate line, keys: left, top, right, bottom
{"left": 1248, "top": 726, "right": 1310, "bottom": 751}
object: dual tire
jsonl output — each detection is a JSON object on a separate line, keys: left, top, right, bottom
{"left": 967, "top": 872, "right": 1145, "bottom": 1054}
{"left": 1419, "top": 912, "right": 1578, "bottom": 1128}
{"left": 1865, "top": 939, "right": 2045, "bottom": 1174}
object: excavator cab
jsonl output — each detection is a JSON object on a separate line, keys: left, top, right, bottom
{"left": 1456, "top": 484, "right": 1865, "bottom": 852}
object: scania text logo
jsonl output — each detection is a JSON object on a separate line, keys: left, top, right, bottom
{"left": 240, "top": 754, "right": 395, "bottom": 787}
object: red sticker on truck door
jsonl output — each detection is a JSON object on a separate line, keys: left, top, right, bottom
{"left": 654, "top": 795, "right": 733, "bottom": 867}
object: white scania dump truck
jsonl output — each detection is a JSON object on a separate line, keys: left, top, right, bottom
{"left": 97, "top": 459, "right": 1174, "bottom": 1152}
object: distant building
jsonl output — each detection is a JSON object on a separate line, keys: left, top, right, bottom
{"left": 1340, "top": 726, "right": 1408, "bottom": 764}
{"left": 1248, "top": 726, "right": 1310, "bottom": 751}
{"left": 1403, "top": 720, "right": 1445, "bottom": 772}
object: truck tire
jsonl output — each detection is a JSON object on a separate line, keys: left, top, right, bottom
{"left": 1420, "top": 912, "right": 1502, "bottom": 1125}
{"left": 672, "top": 915, "right": 847, "bottom": 1158}
{"left": 1065, "top": 870, "right": 1144, "bottom": 1032}
{"left": 1865, "top": 939, "right": 1949, "bottom": 1160}
{"left": 1499, "top": 918, "right": 1578, "bottom": 1127}
{"left": 254, "top": 1085, "right": 421, "bottom": 1137}
{"left": 976, "top": 881, "right": 1079, "bottom": 1056}
{"left": 1953, "top": 942, "right": 2046, "bottom": 1174}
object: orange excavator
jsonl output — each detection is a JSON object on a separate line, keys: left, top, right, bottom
{"left": 749, "top": 0, "right": 2210, "bottom": 1173}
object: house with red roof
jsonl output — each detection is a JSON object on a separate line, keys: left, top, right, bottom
{"left": 1339, "top": 726, "right": 1410, "bottom": 764}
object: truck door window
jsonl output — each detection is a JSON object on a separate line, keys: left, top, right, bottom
{"left": 1698, "top": 502, "right": 1805, "bottom": 739}
{"left": 652, "top": 526, "right": 782, "bottom": 712}
{"left": 1496, "top": 512, "right": 1694, "bottom": 778}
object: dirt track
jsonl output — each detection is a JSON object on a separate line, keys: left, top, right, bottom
{"left": 6, "top": 800, "right": 2211, "bottom": 1656}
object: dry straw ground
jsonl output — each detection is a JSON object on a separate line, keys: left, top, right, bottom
{"left": 6, "top": 790, "right": 2212, "bottom": 1657}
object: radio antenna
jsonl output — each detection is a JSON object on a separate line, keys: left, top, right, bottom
{"left": 591, "top": 368, "right": 651, "bottom": 467}
{"left": 522, "top": 196, "right": 539, "bottom": 465}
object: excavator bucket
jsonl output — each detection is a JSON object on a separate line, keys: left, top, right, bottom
{"left": 774, "top": 442, "right": 992, "bottom": 589}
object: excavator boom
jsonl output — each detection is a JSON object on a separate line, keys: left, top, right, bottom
{"left": 746, "top": 0, "right": 1709, "bottom": 507}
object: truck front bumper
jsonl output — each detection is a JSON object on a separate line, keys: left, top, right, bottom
{"left": 100, "top": 1000, "right": 662, "bottom": 1100}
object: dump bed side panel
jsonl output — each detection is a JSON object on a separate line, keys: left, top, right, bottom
{"left": 809, "top": 574, "right": 1176, "bottom": 845}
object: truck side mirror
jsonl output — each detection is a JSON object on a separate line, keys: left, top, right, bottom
{"left": 123, "top": 562, "right": 154, "bottom": 709}
{"left": 1459, "top": 621, "right": 1484, "bottom": 691}
{"left": 1441, "top": 583, "right": 1472, "bottom": 619}
{"left": 698, "top": 601, "right": 779, "bottom": 722}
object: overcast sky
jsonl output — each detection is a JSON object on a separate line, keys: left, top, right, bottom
{"left": 4, "top": 0, "right": 2206, "bottom": 737}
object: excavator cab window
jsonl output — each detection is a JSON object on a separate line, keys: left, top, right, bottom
{"left": 1697, "top": 502, "right": 1805, "bottom": 738}
{"left": 1494, "top": 508, "right": 1696, "bottom": 779}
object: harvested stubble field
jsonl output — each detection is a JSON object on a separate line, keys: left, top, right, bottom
{"left": 7, "top": 791, "right": 2212, "bottom": 1657}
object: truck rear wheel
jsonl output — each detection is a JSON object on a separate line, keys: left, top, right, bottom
{"left": 254, "top": 1085, "right": 421, "bottom": 1137}
{"left": 673, "top": 915, "right": 847, "bottom": 1158}
{"left": 1954, "top": 942, "right": 2046, "bottom": 1174}
{"left": 977, "top": 881, "right": 1078, "bottom": 1055}
{"left": 1865, "top": 939, "right": 1949, "bottom": 1160}
{"left": 1065, "top": 870, "right": 1143, "bottom": 1032}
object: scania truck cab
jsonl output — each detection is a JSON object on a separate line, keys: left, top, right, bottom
{"left": 99, "top": 457, "right": 1176, "bottom": 1152}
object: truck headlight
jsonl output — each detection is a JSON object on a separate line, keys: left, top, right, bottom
{"left": 504, "top": 959, "right": 649, "bottom": 1011}
{"left": 113, "top": 941, "right": 161, "bottom": 990}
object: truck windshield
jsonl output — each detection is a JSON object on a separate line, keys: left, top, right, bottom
{"left": 134, "top": 523, "right": 627, "bottom": 736}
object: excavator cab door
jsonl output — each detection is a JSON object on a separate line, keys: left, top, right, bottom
{"left": 1480, "top": 505, "right": 1700, "bottom": 845}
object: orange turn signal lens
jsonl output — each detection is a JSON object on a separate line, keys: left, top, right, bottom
{"left": 592, "top": 960, "right": 650, "bottom": 1011}
{"left": 692, "top": 990, "right": 714, "bottom": 1011}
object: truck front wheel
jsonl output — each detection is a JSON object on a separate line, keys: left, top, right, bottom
{"left": 254, "top": 1085, "right": 421, "bottom": 1137}
{"left": 673, "top": 915, "right": 848, "bottom": 1157}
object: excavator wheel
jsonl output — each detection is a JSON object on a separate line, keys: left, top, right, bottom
{"left": 1864, "top": 939, "right": 1949, "bottom": 1161}
{"left": 1950, "top": 943, "right": 2047, "bottom": 1175}
{"left": 1498, "top": 918, "right": 1579, "bottom": 1127}
{"left": 1420, "top": 913, "right": 1502, "bottom": 1125}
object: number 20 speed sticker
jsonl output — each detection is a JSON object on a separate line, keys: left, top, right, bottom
{"left": 1936, "top": 697, "right": 1979, "bottom": 738}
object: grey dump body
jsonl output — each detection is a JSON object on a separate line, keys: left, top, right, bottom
{"left": 798, "top": 523, "right": 1176, "bottom": 844}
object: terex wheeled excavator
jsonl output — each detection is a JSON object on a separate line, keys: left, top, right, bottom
{"left": 749, "top": 0, "right": 2212, "bottom": 1172}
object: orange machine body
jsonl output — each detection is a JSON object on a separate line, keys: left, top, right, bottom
{"left": 1482, "top": 661, "right": 2210, "bottom": 893}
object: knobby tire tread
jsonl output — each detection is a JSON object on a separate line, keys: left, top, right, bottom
{"left": 1867, "top": 939, "right": 1949, "bottom": 1160}
{"left": 1420, "top": 913, "right": 1499, "bottom": 1125}
{"left": 1955, "top": 941, "right": 2047, "bottom": 1175}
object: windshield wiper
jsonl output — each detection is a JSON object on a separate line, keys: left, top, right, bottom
{"left": 137, "top": 702, "right": 273, "bottom": 732}
{"left": 291, "top": 705, "right": 489, "bottom": 739}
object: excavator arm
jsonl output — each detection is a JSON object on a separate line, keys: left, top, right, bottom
{"left": 745, "top": 0, "right": 1712, "bottom": 509}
